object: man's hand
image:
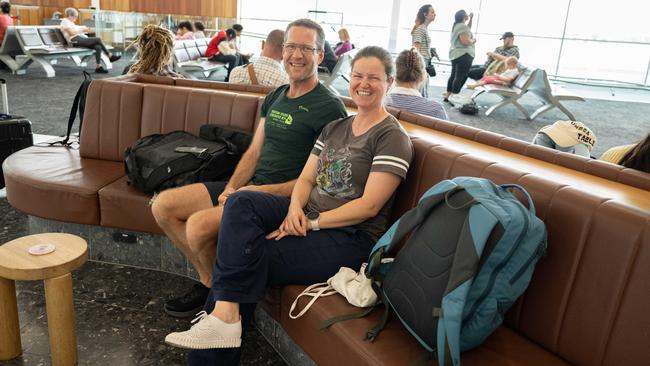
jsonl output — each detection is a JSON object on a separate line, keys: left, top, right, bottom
{"left": 217, "top": 187, "right": 236, "bottom": 206}
{"left": 469, "top": 12, "right": 474, "bottom": 19}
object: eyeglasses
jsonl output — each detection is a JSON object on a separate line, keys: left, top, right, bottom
{"left": 283, "top": 43, "right": 318, "bottom": 54}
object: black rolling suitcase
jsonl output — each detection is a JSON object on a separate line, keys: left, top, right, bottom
{"left": 0, "top": 79, "right": 33, "bottom": 188}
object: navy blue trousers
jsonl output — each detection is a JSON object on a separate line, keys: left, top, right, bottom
{"left": 188, "top": 190, "right": 374, "bottom": 365}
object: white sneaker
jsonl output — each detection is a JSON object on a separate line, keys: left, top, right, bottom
{"left": 165, "top": 311, "right": 242, "bottom": 349}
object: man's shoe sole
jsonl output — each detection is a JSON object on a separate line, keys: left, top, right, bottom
{"left": 164, "top": 304, "right": 204, "bottom": 318}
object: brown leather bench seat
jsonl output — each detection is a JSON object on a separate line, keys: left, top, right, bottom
{"left": 3, "top": 76, "right": 649, "bottom": 366}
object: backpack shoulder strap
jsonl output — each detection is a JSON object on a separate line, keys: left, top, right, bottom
{"left": 367, "top": 179, "right": 461, "bottom": 276}
{"left": 51, "top": 71, "right": 92, "bottom": 147}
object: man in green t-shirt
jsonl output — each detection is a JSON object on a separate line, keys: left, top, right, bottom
{"left": 151, "top": 18, "right": 347, "bottom": 318}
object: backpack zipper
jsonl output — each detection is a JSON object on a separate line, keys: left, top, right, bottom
{"left": 508, "top": 238, "right": 546, "bottom": 285}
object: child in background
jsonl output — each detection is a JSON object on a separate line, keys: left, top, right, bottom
{"left": 467, "top": 56, "right": 519, "bottom": 89}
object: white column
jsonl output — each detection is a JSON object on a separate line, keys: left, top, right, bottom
{"left": 387, "top": 0, "right": 401, "bottom": 53}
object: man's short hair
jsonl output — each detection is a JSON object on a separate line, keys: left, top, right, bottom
{"left": 285, "top": 19, "right": 325, "bottom": 51}
{"left": 64, "top": 7, "right": 78, "bottom": 17}
{"left": 232, "top": 24, "right": 243, "bottom": 32}
{"left": 265, "top": 29, "right": 285, "bottom": 52}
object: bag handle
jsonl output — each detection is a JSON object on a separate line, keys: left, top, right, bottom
{"left": 500, "top": 184, "right": 536, "bottom": 215}
{"left": 288, "top": 282, "right": 337, "bottom": 319}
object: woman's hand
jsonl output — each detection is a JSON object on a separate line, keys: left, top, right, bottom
{"left": 266, "top": 205, "right": 308, "bottom": 241}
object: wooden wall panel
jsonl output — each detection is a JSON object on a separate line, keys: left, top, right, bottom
{"left": 132, "top": 0, "right": 236, "bottom": 18}
{"left": 101, "top": 0, "right": 130, "bottom": 12}
{"left": 10, "top": 1, "right": 91, "bottom": 25}
{"left": 9, "top": 0, "right": 236, "bottom": 23}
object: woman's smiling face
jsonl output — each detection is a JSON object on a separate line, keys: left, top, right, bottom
{"left": 349, "top": 57, "right": 392, "bottom": 110}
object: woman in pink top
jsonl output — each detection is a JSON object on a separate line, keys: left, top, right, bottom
{"left": 0, "top": 2, "right": 14, "bottom": 45}
{"left": 175, "top": 21, "right": 195, "bottom": 40}
{"left": 334, "top": 28, "right": 352, "bottom": 57}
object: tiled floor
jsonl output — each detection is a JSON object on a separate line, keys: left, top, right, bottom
{"left": 0, "top": 199, "right": 286, "bottom": 366}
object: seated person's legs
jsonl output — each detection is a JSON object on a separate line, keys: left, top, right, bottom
{"left": 467, "top": 65, "right": 486, "bottom": 80}
{"left": 72, "top": 36, "right": 121, "bottom": 71}
{"left": 467, "top": 75, "right": 502, "bottom": 89}
{"left": 152, "top": 181, "right": 226, "bottom": 317}
{"left": 209, "top": 53, "right": 238, "bottom": 81}
{"left": 166, "top": 190, "right": 374, "bottom": 349}
{"left": 185, "top": 205, "right": 224, "bottom": 286}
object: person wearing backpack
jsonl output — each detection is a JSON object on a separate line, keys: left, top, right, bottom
{"left": 164, "top": 46, "right": 413, "bottom": 355}
{"left": 152, "top": 20, "right": 347, "bottom": 364}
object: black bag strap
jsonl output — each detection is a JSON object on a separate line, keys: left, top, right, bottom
{"left": 319, "top": 305, "right": 376, "bottom": 330}
{"left": 51, "top": 71, "right": 92, "bottom": 147}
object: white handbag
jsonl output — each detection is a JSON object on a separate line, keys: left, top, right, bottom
{"left": 289, "top": 263, "right": 377, "bottom": 319}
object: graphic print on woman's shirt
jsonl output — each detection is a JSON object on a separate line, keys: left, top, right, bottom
{"left": 316, "top": 145, "right": 355, "bottom": 198}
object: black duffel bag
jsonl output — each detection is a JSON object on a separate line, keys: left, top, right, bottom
{"left": 124, "top": 125, "right": 252, "bottom": 194}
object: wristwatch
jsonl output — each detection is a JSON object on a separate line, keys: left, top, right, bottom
{"left": 306, "top": 211, "right": 320, "bottom": 231}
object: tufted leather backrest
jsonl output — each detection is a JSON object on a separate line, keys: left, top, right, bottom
{"left": 389, "top": 137, "right": 650, "bottom": 366}
{"left": 80, "top": 80, "right": 262, "bottom": 161}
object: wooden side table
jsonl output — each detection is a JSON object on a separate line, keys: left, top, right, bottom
{"left": 0, "top": 233, "right": 88, "bottom": 366}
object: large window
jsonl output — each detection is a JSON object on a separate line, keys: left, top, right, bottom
{"left": 238, "top": 0, "right": 650, "bottom": 86}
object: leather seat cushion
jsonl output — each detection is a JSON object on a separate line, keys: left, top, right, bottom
{"left": 98, "top": 176, "right": 162, "bottom": 235}
{"left": 279, "top": 285, "right": 569, "bottom": 366}
{"left": 3, "top": 147, "right": 124, "bottom": 224}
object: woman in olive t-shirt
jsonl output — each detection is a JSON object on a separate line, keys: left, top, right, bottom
{"left": 165, "top": 46, "right": 413, "bottom": 351}
{"left": 445, "top": 9, "right": 476, "bottom": 100}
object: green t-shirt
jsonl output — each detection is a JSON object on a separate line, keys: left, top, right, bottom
{"left": 449, "top": 23, "right": 475, "bottom": 60}
{"left": 253, "top": 83, "right": 348, "bottom": 185}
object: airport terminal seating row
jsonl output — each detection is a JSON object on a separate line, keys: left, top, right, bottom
{"left": 0, "top": 26, "right": 113, "bottom": 77}
{"left": 172, "top": 38, "right": 226, "bottom": 79}
{"left": 471, "top": 64, "right": 585, "bottom": 121}
{"left": 3, "top": 74, "right": 649, "bottom": 365}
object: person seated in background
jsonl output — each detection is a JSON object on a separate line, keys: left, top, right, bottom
{"left": 60, "top": 7, "right": 120, "bottom": 74}
{"left": 468, "top": 31, "right": 520, "bottom": 81}
{"left": 231, "top": 23, "right": 253, "bottom": 63}
{"left": 318, "top": 40, "right": 337, "bottom": 73}
{"left": 127, "top": 24, "right": 183, "bottom": 78}
{"left": 532, "top": 120, "right": 596, "bottom": 158}
{"left": 194, "top": 21, "right": 206, "bottom": 39}
{"left": 334, "top": 28, "right": 353, "bottom": 57}
{"left": 164, "top": 45, "right": 413, "bottom": 354}
{"left": 206, "top": 28, "right": 240, "bottom": 81}
{"left": 175, "top": 21, "right": 195, "bottom": 40}
{"left": 600, "top": 132, "right": 650, "bottom": 173}
{"left": 385, "top": 48, "right": 448, "bottom": 120}
{"left": 0, "top": 1, "right": 13, "bottom": 45}
{"left": 229, "top": 29, "right": 289, "bottom": 87}
{"left": 467, "top": 56, "right": 519, "bottom": 89}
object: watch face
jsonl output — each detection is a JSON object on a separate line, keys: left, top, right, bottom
{"left": 306, "top": 211, "right": 319, "bottom": 220}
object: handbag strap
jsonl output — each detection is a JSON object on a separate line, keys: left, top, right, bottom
{"left": 289, "top": 282, "right": 337, "bottom": 319}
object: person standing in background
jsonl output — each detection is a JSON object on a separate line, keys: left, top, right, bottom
{"left": 411, "top": 4, "right": 436, "bottom": 98}
{"left": 0, "top": 1, "right": 13, "bottom": 46}
{"left": 444, "top": 9, "right": 475, "bottom": 102}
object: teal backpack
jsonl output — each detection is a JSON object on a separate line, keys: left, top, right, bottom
{"left": 362, "top": 177, "right": 546, "bottom": 365}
